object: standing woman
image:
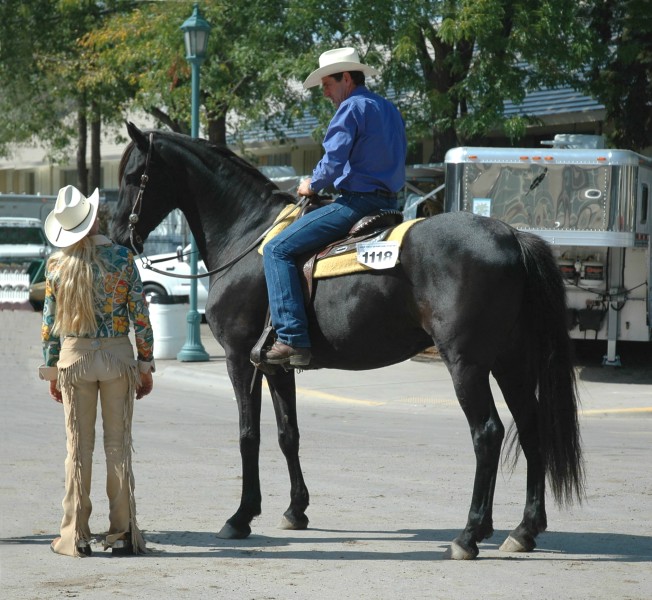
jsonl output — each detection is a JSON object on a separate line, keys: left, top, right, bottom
{"left": 39, "top": 185, "right": 155, "bottom": 557}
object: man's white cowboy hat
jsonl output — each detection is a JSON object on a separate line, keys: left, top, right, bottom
{"left": 44, "top": 185, "right": 100, "bottom": 247}
{"left": 303, "top": 47, "right": 380, "bottom": 89}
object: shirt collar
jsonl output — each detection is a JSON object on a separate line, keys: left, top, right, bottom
{"left": 90, "top": 234, "right": 112, "bottom": 246}
{"left": 349, "top": 85, "right": 368, "bottom": 98}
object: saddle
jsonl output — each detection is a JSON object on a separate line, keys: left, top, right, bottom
{"left": 297, "top": 197, "right": 404, "bottom": 302}
{"left": 250, "top": 199, "right": 404, "bottom": 374}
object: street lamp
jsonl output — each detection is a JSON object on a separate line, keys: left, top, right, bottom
{"left": 177, "top": 3, "right": 210, "bottom": 362}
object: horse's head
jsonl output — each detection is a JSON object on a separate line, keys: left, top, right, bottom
{"left": 110, "top": 122, "right": 179, "bottom": 252}
{"left": 111, "top": 121, "right": 293, "bottom": 258}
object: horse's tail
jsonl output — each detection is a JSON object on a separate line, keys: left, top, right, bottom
{"left": 515, "top": 230, "right": 585, "bottom": 506}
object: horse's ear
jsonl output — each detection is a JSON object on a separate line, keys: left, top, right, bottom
{"left": 126, "top": 122, "right": 149, "bottom": 152}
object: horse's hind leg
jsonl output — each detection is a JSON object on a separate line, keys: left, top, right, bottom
{"left": 493, "top": 364, "right": 547, "bottom": 552}
{"left": 266, "top": 370, "right": 310, "bottom": 530}
{"left": 445, "top": 362, "right": 505, "bottom": 560}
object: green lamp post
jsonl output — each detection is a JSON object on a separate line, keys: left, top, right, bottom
{"left": 177, "top": 3, "right": 210, "bottom": 362}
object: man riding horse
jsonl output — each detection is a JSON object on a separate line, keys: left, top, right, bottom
{"left": 259, "top": 47, "right": 408, "bottom": 367}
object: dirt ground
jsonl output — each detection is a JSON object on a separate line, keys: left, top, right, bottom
{"left": 1, "top": 309, "right": 650, "bottom": 599}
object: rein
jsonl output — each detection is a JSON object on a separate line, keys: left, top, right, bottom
{"left": 126, "top": 133, "right": 308, "bottom": 280}
{"left": 137, "top": 198, "right": 305, "bottom": 280}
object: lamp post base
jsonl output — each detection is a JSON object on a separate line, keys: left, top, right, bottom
{"left": 177, "top": 310, "right": 209, "bottom": 362}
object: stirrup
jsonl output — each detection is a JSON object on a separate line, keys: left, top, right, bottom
{"left": 250, "top": 324, "right": 277, "bottom": 376}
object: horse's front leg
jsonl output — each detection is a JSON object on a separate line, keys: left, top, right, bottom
{"left": 446, "top": 363, "right": 504, "bottom": 559}
{"left": 217, "top": 356, "right": 263, "bottom": 539}
{"left": 266, "top": 369, "right": 310, "bottom": 530}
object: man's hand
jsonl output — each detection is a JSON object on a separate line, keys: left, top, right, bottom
{"left": 136, "top": 371, "right": 153, "bottom": 399}
{"left": 297, "top": 178, "right": 313, "bottom": 197}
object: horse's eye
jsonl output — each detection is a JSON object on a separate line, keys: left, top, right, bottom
{"left": 124, "top": 173, "right": 141, "bottom": 186}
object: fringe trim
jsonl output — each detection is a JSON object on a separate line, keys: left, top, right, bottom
{"left": 58, "top": 349, "right": 146, "bottom": 554}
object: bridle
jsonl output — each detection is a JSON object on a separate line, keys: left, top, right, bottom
{"left": 127, "top": 133, "right": 153, "bottom": 253}
{"left": 125, "top": 132, "right": 308, "bottom": 280}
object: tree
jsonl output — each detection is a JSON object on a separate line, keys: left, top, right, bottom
{"left": 82, "top": 1, "right": 312, "bottom": 147}
{"left": 0, "top": 0, "right": 139, "bottom": 193}
{"left": 581, "top": 0, "right": 652, "bottom": 151}
{"left": 297, "top": 0, "right": 595, "bottom": 160}
{"left": 2, "top": 0, "right": 646, "bottom": 187}
{"left": 0, "top": 0, "right": 71, "bottom": 160}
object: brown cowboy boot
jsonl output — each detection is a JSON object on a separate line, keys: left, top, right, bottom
{"left": 264, "top": 341, "right": 312, "bottom": 367}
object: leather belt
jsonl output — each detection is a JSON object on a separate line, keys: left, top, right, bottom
{"left": 338, "top": 189, "right": 398, "bottom": 200}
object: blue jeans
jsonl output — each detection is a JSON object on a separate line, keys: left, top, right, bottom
{"left": 263, "top": 192, "right": 398, "bottom": 348}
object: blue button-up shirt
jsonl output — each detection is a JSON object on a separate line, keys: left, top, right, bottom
{"left": 310, "top": 86, "right": 407, "bottom": 194}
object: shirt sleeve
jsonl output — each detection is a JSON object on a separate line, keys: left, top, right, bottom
{"left": 125, "top": 252, "right": 155, "bottom": 367}
{"left": 41, "top": 274, "right": 61, "bottom": 368}
{"left": 310, "top": 101, "right": 359, "bottom": 192}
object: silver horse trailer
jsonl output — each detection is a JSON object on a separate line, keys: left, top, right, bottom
{"left": 444, "top": 137, "right": 651, "bottom": 365}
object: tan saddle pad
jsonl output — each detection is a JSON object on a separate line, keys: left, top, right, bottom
{"left": 258, "top": 203, "right": 422, "bottom": 279}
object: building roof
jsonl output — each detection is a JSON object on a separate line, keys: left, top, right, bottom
{"left": 503, "top": 86, "right": 604, "bottom": 118}
{"left": 234, "top": 85, "right": 605, "bottom": 146}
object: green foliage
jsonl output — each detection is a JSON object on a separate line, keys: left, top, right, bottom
{"left": 79, "top": 1, "right": 313, "bottom": 146}
{"left": 0, "top": 0, "right": 136, "bottom": 161}
{"left": 296, "top": 0, "right": 597, "bottom": 158}
{"left": 0, "top": 0, "right": 61, "bottom": 156}
{"left": 0, "top": 0, "right": 647, "bottom": 173}
{"left": 581, "top": 0, "right": 652, "bottom": 151}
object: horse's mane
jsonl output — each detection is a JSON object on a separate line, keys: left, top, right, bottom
{"left": 117, "top": 140, "right": 134, "bottom": 185}
{"left": 118, "top": 130, "right": 279, "bottom": 195}
{"left": 206, "top": 141, "right": 273, "bottom": 188}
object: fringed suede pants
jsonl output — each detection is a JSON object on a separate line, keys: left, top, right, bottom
{"left": 50, "top": 336, "right": 146, "bottom": 557}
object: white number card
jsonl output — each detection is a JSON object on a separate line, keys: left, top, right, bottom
{"left": 356, "top": 241, "right": 400, "bottom": 270}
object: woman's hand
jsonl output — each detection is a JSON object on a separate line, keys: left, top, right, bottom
{"left": 136, "top": 371, "right": 153, "bottom": 399}
{"left": 49, "top": 380, "right": 62, "bottom": 403}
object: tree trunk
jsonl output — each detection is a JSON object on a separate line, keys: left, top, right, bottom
{"left": 90, "top": 101, "right": 101, "bottom": 192}
{"left": 207, "top": 111, "right": 227, "bottom": 146}
{"left": 147, "top": 106, "right": 187, "bottom": 134}
{"left": 430, "top": 127, "right": 458, "bottom": 163}
{"left": 76, "top": 98, "right": 88, "bottom": 195}
{"left": 417, "top": 29, "right": 467, "bottom": 163}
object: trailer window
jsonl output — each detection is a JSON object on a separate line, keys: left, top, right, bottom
{"left": 641, "top": 183, "right": 649, "bottom": 225}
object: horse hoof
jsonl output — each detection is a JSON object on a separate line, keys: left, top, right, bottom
{"left": 216, "top": 522, "right": 251, "bottom": 540}
{"left": 499, "top": 535, "right": 534, "bottom": 553}
{"left": 443, "top": 540, "right": 478, "bottom": 560}
{"left": 278, "top": 513, "right": 309, "bottom": 530}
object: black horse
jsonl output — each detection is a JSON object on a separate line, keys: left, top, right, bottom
{"left": 111, "top": 123, "right": 584, "bottom": 559}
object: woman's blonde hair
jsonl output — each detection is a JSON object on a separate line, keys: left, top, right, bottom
{"left": 48, "top": 237, "right": 104, "bottom": 337}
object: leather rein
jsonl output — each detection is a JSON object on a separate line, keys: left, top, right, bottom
{"left": 126, "top": 133, "right": 308, "bottom": 281}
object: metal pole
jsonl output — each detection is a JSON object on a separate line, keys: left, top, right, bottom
{"left": 177, "top": 58, "right": 209, "bottom": 362}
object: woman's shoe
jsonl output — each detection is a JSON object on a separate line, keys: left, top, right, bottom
{"left": 49, "top": 536, "right": 92, "bottom": 557}
{"left": 111, "top": 537, "right": 134, "bottom": 556}
{"left": 77, "top": 540, "right": 93, "bottom": 557}
{"left": 49, "top": 537, "right": 59, "bottom": 554}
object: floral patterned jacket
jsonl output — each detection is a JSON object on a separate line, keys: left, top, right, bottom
{"left": 41, "top": 235, "right": 154, "bottom": 376}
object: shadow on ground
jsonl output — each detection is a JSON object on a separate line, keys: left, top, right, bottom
{"left": 573, "top": 340, "right": 651, "bottom": 383}
{"left": 4, "top": 528, "right": 650, "bottom": 562}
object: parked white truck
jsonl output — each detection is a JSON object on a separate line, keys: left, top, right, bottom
{"left": 0, "top": 216, "right": 52, "bottom": 309}
{"left": 443, "top": 135, "right": 651, "bottom": 365}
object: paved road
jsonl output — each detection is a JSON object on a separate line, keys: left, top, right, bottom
{"left": 1, "top": 309, "right": 651, "bottom": 599}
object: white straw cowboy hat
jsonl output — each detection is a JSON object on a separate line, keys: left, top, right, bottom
{"left": 44, "top": 185, "right": 100, "bottom": 247}
{"left": 303, "top": 47, "right": 380, "bottom": 89}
